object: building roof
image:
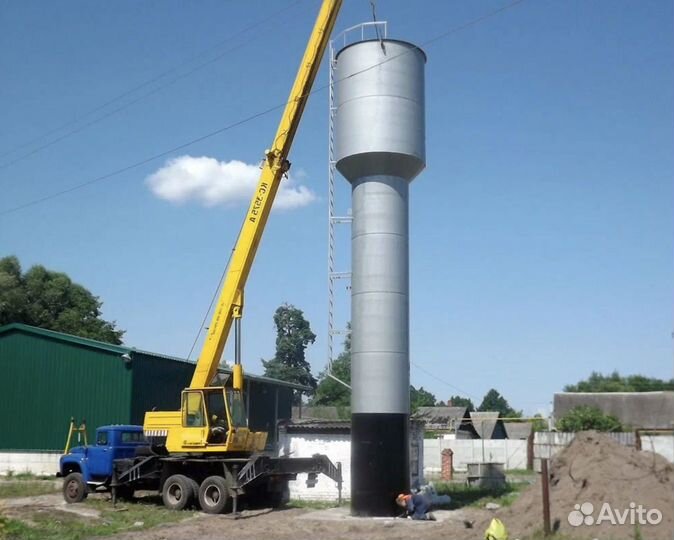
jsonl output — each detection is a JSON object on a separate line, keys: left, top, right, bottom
{"left": 0, "top": 323, "right": 310, "bottom": 391}
{"left": 292, "top": 406, "right": 341, "bottom": 421}
{"left": 469, "top": 411, "right": 501, "bottom": 439}
{"left": 0, "top": 322, "right": 128, "bottom": 354}
{"left": 413, "top": 406, "right": 468, "bottom": 428}
{"left": 503, "top": 421, "right": 533, "bottom": 439}
{"left": 280, "top": 419, "right": 351, "bottom": 434}
{"left": 554, "top": 391, "right": 674, "bottom": 430}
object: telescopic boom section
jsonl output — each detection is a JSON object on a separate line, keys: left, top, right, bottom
{"left": 190, "top": 0, "right": 342, "bottom": 390}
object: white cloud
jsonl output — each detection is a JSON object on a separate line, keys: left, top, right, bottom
{"left": 146, "top": 155, "right": 317, "bottom": 210}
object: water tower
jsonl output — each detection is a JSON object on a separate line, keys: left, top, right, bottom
{"left": 334, "top": 35, "right": 426, "bottom": 516}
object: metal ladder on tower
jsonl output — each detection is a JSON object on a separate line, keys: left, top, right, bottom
{"left": 326, "top": 21, "right": 388, "bottom": 388}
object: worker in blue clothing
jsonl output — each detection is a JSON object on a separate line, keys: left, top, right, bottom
{"left": 396, "top": 492, "right": 436, "bottom": 521}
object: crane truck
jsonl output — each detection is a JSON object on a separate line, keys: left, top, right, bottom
{"left": 59, "top": 0, "right": 344, "bottom": 514}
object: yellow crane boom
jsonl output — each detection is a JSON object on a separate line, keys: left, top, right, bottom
{"left": 144, "top": 0, "right": 343, "bottom": 456}
{"left": 191, "top": 0, "right": 342, "bottom": 390}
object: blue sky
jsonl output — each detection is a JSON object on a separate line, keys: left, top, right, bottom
{"left": 1, "top": 0, "right": 672, "bottom": 415}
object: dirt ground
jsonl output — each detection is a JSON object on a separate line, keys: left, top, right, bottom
{"left": 3, "top": 431, "right": 672, "bottom": 540}
{"left": 486, "top": 432, "right": 674, "bottom": 540}
{"left": 0, "top": 493, "right": 101, "bottom": 520}
{"left": 111, "top": 506, "right": 492, "bottom": 540}
{"left": 1, "top": 492, "right": 491, "bottom": 540}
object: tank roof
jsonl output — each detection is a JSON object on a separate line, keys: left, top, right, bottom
{"left": 335, "top": 38, "right": 427, "bottom": 62}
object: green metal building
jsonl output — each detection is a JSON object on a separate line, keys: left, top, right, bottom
{"left": 0, "top": 323, "right": 305, "bottom": 452}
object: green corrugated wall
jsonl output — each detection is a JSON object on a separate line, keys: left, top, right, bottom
{"left": 247, "top": 381, "right": 293, "bottom": 448}
{"left": 248, "top": 381, "right": 277, "bottom": 436}
{"left": 130, "top": 353, "right": 193, "bottom": 424}
{"left": 0, "top": 331, "right": 132, "bottom": 451}
{"left": 0, "top": 326, "right": 297, "bottom": 452}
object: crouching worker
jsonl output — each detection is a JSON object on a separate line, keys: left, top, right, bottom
{"left": 396, "top": 492, "right": 436, "bottom": 521}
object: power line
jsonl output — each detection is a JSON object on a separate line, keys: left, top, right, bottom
{"left": 0, "top": 0, "right": 305, "bottom": 170}
{"left": 410, "top": 360, "right": 481, "bottom": 402}
{"left": 0, "top": 0, "right": 527, "bottom": 218}
{"left": 0, "top": 102, "right": 285, "bottom": 216}
{"left": 0, "top": 35, "right": 256, "bottom": 172}
{"left": 420, "top": 0, "right": 526, "bottom": 48}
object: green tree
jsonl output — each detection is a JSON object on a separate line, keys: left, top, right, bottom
{"left": 262, "top": 304, "right": 317, "bottom": 398}
{"left": 0, "top": 256, "right": 124, "bottom": 344}
{"left": 313, "top": 324, "right": 351, "bottom": 408}
{"left": 410, "top": 386, "right": 436, "bottom": 412}
{"left": 532, "top": 413, "right": 548, "bottom": 432}
{"left": 556, "top": 406, "right": 623, "bottom": 432}
{"left": 564, "top": 371, "right": 674, "bottom": 392}
{"left": 478, "top": 388, "right": 522, "bottom": 418}
{"left": 445, "top": 395, "right": 475, "bottom": 411}
{"left": 0, "top": 257, "right": 26, "bottom": 322}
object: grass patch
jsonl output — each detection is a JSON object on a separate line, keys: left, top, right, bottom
{"left": 433, "top": 481, "right": 528, "bottom": 509}
{"left": 0, "top": 481, "right": 59, "bottom": 499}
{"left": 3, "top": 472, "right": 53, "bottom": 481}
{"left": 0, "top": 496, "right": 197, "bottom": 540}
{"left": 506, "top": 468, "right": 535, "bottom": 477}
{"left": 286, "top": 498, "right": 347, "bottom": 510}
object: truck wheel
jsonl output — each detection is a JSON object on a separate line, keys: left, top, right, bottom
{"left": 198, "top": 476, "right": 230, "bottom": 514}
{"left": 162, "top": 474, "right": 194, "bottom": 511}
{"left": 188, "top": 478, "right": 200, "bottom": 509}
{"left": 63, "top": 472, "right": 88, "bottom": 504}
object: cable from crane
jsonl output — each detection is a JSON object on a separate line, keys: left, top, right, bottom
{"left": 369, "top": 1, "right": 386, "bottom": 52}
{"left": 186, "top": 220, "right": 245, "bottom": 364}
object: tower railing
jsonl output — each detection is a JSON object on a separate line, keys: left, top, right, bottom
{"left": 333, "top": 21, "right": 388, "bottom": 50}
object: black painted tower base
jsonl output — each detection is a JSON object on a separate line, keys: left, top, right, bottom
{"left": 350, "top": 413, "right": 409, "bottom": 516}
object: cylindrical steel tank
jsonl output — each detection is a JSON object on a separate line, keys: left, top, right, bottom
{"left": 334, "top": 38, "right": 426, "bottom": 517}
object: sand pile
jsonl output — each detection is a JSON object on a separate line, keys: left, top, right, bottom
{"left": 496, "top": 431, "right": 673, "bottom": 539}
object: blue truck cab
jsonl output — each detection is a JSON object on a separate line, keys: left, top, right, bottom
{"left": 59, "top": 424, "right": 146, "bottom": 503}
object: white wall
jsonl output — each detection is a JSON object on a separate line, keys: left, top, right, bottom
{"left": 423, "top": 432, "right": 674, "bottom": 478}
{"left": 278, "top": 433, "right": 351, "bottom": 501}
{"left": 423, "top": 439, "right": 528, "bottom": 476}
{"left": 277, "top": 427, "right": 425, "bottom": 501}
{"left": 532, "top": 432, "right": 673, "bottom": 470}
{"left": 533, "top": 431, "right": 634, "bottom": 459}
{"left": 0, "top": 452, "right": 60, "bottom": 476}
{"left": 642, "top": 434, "right": 674, "bottom": 462}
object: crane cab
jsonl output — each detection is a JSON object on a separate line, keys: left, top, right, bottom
{"left": 144, "top": 387, "right": 267, "bottom": 454}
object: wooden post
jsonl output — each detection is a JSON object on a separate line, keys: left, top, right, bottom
{"left": 527, "top": 431, "right": 534, "bottom": 470}
{"left": 541, "top": 458, "right": 551, "bottom": 536}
